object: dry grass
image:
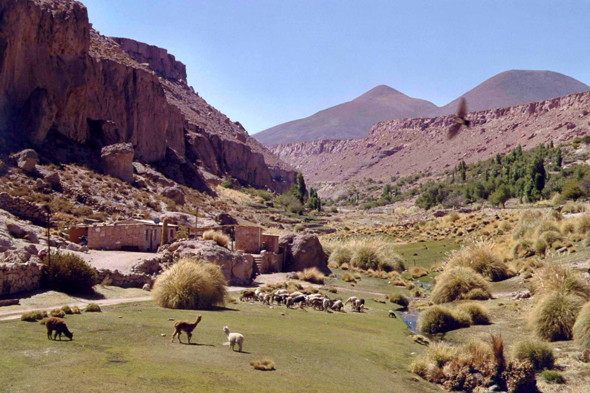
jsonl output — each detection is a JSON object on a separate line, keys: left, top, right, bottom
{"left": 532, "top": 263, "right": 590, "bottom": 300}
{"left": 530, "top": 292, "right": 583, "bottom": 341}
{"left": 417, "top": 305, "right": 471, "bottom": 334}
{"left": 250, "top": 359, "right": 276, "bottom": 371}
{"left": 152, "top": 258, "right": 227, "bottom": 309}
{"left": 50, "top": 309, "right": 65, "bottom": 318}
{"left": 456, "top": 303, "right": 490, "bottom": 325}
{"left": 573, "top": 302, "right": 590, "bottom": 350}
{"left": 409, "top": 266, "right": 428, "bottom": 278}
{"left": 512, "top": 340, "right": 554, "bottom": 371}
{"left": 575, "top": 214, "right": 590, "bottom": 234}
{"left": 202, "top": 230, "right": 230, "bottom": 248}
{"left": 85, "top": 303, "right": 102, "bottom": 312}
{"left": 341, "top": 272, "right": 356, "bottom": 283}
{"left": 20, "top": 310, "right": 48, "bottom": 322}
{"left": 296, "top": 267, "right": 325, "bottom": 284}
{"left": 328, "top": 247, "right": 352, "bottom": 267}
{"left": 446, "top": 240, "right": 508, "bottom": 281}
{"left": 386, "top": 293, "right": 409, "bottom": 309}
{"left": 322, "top": 238, "right": 405, "bottom": 272}
{"left": 431, "top": 267, "right": 491, "bottom": 304}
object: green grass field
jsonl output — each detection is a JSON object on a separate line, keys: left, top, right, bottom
{"left": 0, "top": 280, "right": 438, "bottom": 393}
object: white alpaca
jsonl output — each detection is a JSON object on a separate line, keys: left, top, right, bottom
{"left": 345, "top": 296, "right": 358, "bottom": 306}
{"left": 223, "top": 326, "right": 244, "bottom": 352}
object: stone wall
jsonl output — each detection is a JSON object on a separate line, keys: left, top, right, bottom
{"left": 88, "top": 224, "right": 167, "bottom": 252}
{"left": 96, "top": 268, "right": 154, "bottom": 288}
{"left": 234, "top": 226, "right": 262, "bottom": 254}
{"left": 0, "top": 262, "right": 42, "bottom": 295}
{"left": 0, "top": 193, "right": 48, "bottom": 226}
{"left": 261, "top": 234, "right": 280, "bottom": 253}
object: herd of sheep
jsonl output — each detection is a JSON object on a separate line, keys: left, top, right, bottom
{"left": 240, "top": 287, "right": 366, "bottom": 313}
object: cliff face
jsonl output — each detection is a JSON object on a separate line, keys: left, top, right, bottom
{"left": 270, "top": 91, "right": 590, "bottom": 182}
{"left": 0, "top": 0, "right": 295, "bottom": 193}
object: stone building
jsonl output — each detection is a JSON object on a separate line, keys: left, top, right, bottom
{"left": 74, "top": 219, "right": 178, "bottom": 252}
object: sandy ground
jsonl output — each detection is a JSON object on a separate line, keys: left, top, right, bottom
{"left": 69, "top": 250, "right": 156, "bottom": 273}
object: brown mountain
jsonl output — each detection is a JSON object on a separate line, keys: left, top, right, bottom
{"left": 253, "top": 85, "right": 438, "bottom": 145}
{"left": 436, "top": 70, "right": 590, "bottom": 115}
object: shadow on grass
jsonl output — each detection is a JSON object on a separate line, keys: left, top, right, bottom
{"left": 184, "top": 343, "right": 215, "bottom": 347}
{"left": 207, "top": 306, "right": 239, "bottom": 312}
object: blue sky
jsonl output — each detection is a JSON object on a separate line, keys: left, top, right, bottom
{"left": 83, "top": 0, "right": 590, "bottom": 135}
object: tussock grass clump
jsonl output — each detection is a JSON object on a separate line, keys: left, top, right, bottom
{"left": 431, "top": 267, "right": 491, "bottom": 304}
{"left": 409, "top": 266, "right": 428, "bottom": 278}
{"left": 328, "top": 247, "right": 352, "bottom": 267}
{"left": 153, "top": 258, "right": 227, "bottom": 309}
{"left": 512, "top": 340, "right": 554, "bottom": 371}
{"left": 386, "top": 293, "right": 409, "bottom": 309}
{"left": 50, "top": 309, "right": 65, "bottom": 318}
{"left": 296, "top": 267, "right": 325, "bottom": 284}
{"left": 61, "top": 305, "right": 73, "bottom": 315}
{"left": 323, "top": 238, "right": 405, "bottom": 272}
{"left": 341, "top": 272, "right": 356, "bottom": 283}
{"left": 85, "top": 303, "right": 102, "bottom": 312}
{"left": 532, "top": 264, "right": 590, "bottom": 300}
{"left": 535, "top": 220, "right": 560, "bottom": 236}
{"left": 417, "top": 305, "right": 470, "bottom": 334}
{"left": 530, "top": 292, "right": 583, "bottom": 341}
{"left": 573, "top": 303, "right": 590, "bottom": 350}
{"left": 71, "top": 306, "right": 81, "bottom": 314}
{"left": 534, "top": 238, "right": 548, "bottom": 255}
{"left": 41, "top": 252, "right": 98, "bottom": 294}
{"left": 351, "top": 246, "right": 381, "bottom": 270}
{"left": 446, "top": 240, "right": 508, "bottom": 281}
{"left": 511, "top": 240, "right": 534, "bottom": 259}
{"left": 575, "top": 214, "right": 590, "bottom": 234}
{"left": 560, "top": 219, "right": 576, "bottom": 235}
{"left": 541, "top": 370, "right": 565, "bottom": 384}
{"left": 512, "top": 210, "right": 543, "bottom": 240}
{"left": 21, "top": 310, "right": 48, "bottom": 322}
{"left": 457, "top": 303, "right": 490, "bottom": 325}
{"left": 562, "top": 202, "right": 586, "bottom": 214}
{"left": 539, "top": 230, "right": 563, "bottom": 246}
{"left": 202, "top": 230, "right": 230, "bottom": 248}
{"left": 250, "top": 359, "right": 276, "bottom": 371}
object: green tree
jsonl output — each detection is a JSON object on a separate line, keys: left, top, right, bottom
{"left": 561, "top": 181, "right": 585, "bottom": 201}
{"left": 490, "top": 184, "right": 511, "bottom": 208}
{"left": 529, "top": 155, "right": 546, "bottom": 197}
{"left": 296, "top": 172, "right": 307, "bottom": 203}
{"left": 555, "top": 148, "right": 562, "bottom": 168}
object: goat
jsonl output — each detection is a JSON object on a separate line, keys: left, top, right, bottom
{"left": 171, "top": 315, "right": 202, "bottom": 344}
{"left": 352, "top": 298, "right": 365, "bottom": 312}
{"left": 323, "top": 298, "right": 332, "bottom": 312}
{"left": 345, "top": 296, "right": 358, "bottom": 306}
{"left": 223, "top": 326, "right": 244, "bottom": 352}
{"left": 46, "top": 317, "right": 73, "bottom": 341}
{"left": 331, "top": 300, "right": 343, "bottom": 311}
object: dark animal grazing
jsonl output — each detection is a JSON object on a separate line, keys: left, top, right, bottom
{"left": 240, "top": 290, "right": 256, "bottom": 302}
{"left": 447, "top": 98, "right": 471, "bottom": 139}
{"left": 389, "top": 310, "right": 397, "bottom": 318}
{"left": 172, "top": 315, "right": 202, "bottom": 344}
{"left": 292, "top": 295, "right": 306, "bottom": 309}
{"left": 46, "top": 317, "right": 73, "bottom": 341}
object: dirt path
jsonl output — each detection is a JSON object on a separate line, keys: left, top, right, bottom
{"left": 71, "top": 250, "right": 156, "bottom": 273}
{"left": 0, "top": 287, "right": 246, "bottom": 322}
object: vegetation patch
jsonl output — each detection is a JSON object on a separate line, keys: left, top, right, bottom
{"left": 530, "top": 292, "right": 582, "bottom": 341}
{"left": 446, "top": 240, "right": 509, "bottom": 281}
{"left": 20, "top": 310, "right": 47, "bottom": 322}
{"left": 202, "top": 230, "right": 230, "bottom": 248}
{"left": 456, "top": 303, "right": 490, "bottom": 325}
{"left": 85, "top": 303, "right": 102, "bottom": 313}
{"left": 573, "top": 302, "right": 590, "bottom": 350}
{"left": 41, "top": 252, "right": 98, "bottom": 294}
{"left": 430, "top": 267, "right": 491, "bottom": 304}
{"left": 512, "top": 340, "right": 554, "bottom": 371}
{"left": 250, "top": 359, "right": 276, "bottom": 371}
{"left": 296, "top": 267, "right": 325, "bottom": 284}
{"left": 417, "top": 305, "right": 470, "bottom": 334}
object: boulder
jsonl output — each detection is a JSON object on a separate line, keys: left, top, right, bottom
{"left": 132, "top": 257, "right": 162, "bottom": 275}
{"left": 13, "top": 149, "right": 38, "bottom": 173}
{"left": 43, "top": 172, "right": 61, "bottom": 188}
{"left": 278, "top": 234, "right": 330, "bottom": 274}
{"left": 216, "top": 213, "right": 237, "bottom": 226}
{"left": 168, "top": 240, "right": 253, "bottom": 285}
{"left": 163, "top": 186, "right": 185, "bottom": 205}
{"left": 0, "top": 249, "right": 32, "bottom": 264}
{"left": 101, "top": 143, "right": 135, "bottom": 183}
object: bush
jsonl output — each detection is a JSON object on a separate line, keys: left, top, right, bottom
{"left": 61, "top": 305, "right": 73, "bottom": 315}
{"left": 504, "top": 359, "right": 537, "bottom": 393}
{"left": 417, "top": 305, "right": 471, "bottom": 334}
{"left": 573, "top": 302, "right": 590, "bottom": 350}
{"left": 351, "top": 246, "right": 381, "bottom": 270}
{"left": 294, "top": 224, "right": 305, "bottom": 232}
{"left": 431, "top": 267, "right": 491, "bottom": 304}
{"left": 378, "top": 249, "right": 406, "bottom": 273}
{"left": 386, "top": 293, "right": 409, "bottom": 309}
{"left": 341, "top": 272, "right": 356, "bottom": 283}
{"left": 202, "top": 230, "right": 230, "bottom": 248}
{"left": 41, "top": 252, "right": 98, "bottom": 294}
{"left": 532, "top": 264, "right": 590, "bottom": 300}
{"left": 534, "top": 238, "right": 548, "bottom": 255}
{"left": 50, "top": 309, "right": 65, "bottom": 318}
{"left": 446, "top": 240, "right": 508, "bottom": 281}
{"left": 575, "top": 214, "right": 590, "bottom": 234}
{"left": 409, "top": 266, "right": 428, "bottom": 279}
{"left": 539, "top": 230, "right": 563, "bottom": 246}
{"left": 296, "top": 267, "right": 325, "bottom": 284}
{"left": 427, "top": 341, "right": 458, "bottom": 367}
{"left": 512, "top": 340, "right": 554, "bottom": 371}
{"left": 530, "top": 292, "right": 583, "bottom": 341}
{"left": 275, "top": 193, "right": 303, "bottom": 214}
{"left": 457, "top": 303, "right": 490, "bottom": 325}
{"left": 511, "top": 240, "right": 534, "bottom": 259}
{"left": 328, "top": 247, "right": 352, "bottom": 267}
{"left": 71, "top": 306, "right": 81, "bottom": 314}
{"left": 250, "top": 359, "right": 276, "bottom": 371}
{"left": 85, "top": 303, "right": 102, "bottom": 312}
{"left": 21, "top": 310, "right": 47, "bottom": 322}
{"left": 541, "top": 370, "right": 565, "bottom": 384}
{"left": 152, "top": 259, "right": 227, "bottom": 309}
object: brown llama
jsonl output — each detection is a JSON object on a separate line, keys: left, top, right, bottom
{"left": 46, "top": 317, "right": 73, "bottom": 341}
{"left": 171, "top": 315, "right": 202, "bottom": 344}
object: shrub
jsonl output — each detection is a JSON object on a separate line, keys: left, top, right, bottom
{"left": 530, "top": 292, "right": 582, "bottom": 341}
{"left": 539, "top": 230, "right": 563, "bottom": 246}
{"left": 296, "top": 267, "right": 325, "bottom": 284}
{"left": 85, "top": 303, "right": 102, "bottom": 312}
{"left": 351, "top": 246, "right": 381, "bottom": 270}
{"left": 534, "top": 238, "right": 547, "bottom": 255}
{"left": 386, "top": 293, "right": 409, "bottom": 309}
{"left": 532, "top": 264, "right": 590, "bottom": 300}
{"left": 417, "top": 305, "right": 471, "bottom": 334}
{"left": 50, "top": 309, "right": 65, "bottom": 318}
{"left": 457, "top": 303, "right": 490, "bottom": 325}
{"left": 71, "top": 306, "right": 81, "bottom": 314}
{"left": 329, "top": 247, "right": 352, "bottom": 267}
{"left": 448, "top": 211, "right": 460, "bottom": 222}
{"left": 562, "top": 203, "right": 586, "bottom": 214}
{"left": 202, "top": 230, "right": 230, "bottom": 248}
{"left": 275, "top": 193, "right": 303, "bottom": 214}
{"left": 41, "top": 252, "right": 98, "bottom": 294}
{"left": 152, "top": 259, "right": 227, "bottom": 309}
{"left": 20, "top": 310, "right": 47, "bottom": 322}
{"left": 511, "top": 240, "right": 534, "bottom": 259}
{"left": 250, "top": 359, "right": 276, "bottom": 371}
{"left": 540, "top": 370, "right": 565, "bottom": 384}
{"left": 341, "top": 272, "right": 356, "bottom": 283}
{"left": 425, "top": 341, "right": 458, "bottom": 368}
{"left": 504, "top": 359, "right": 537, "bottom": 393}
{"left": 573, "top": 302, "right": 590, "bottom": 350}
{"left": 409, "top": 357, "right": 433, "bottom": 379}
{"left": 446, "top": 240, "right": 508, "bottom": 281}
{"left": 294, "top": 224, "right": 305, "bottom": 232}
{"left": 575, "top": 214, "right": 590, "bottom": 234}
{"left": 409, "top": 266, "right": 428, "bottom": 278}
{"left": 61, "top": 305, "right": 73, "bottom": 315}
{"left": 431, "top": 267, "right": 491, "bottom": 304}
{"left": 512, "top": 340, "right": 554, "bottom": 371}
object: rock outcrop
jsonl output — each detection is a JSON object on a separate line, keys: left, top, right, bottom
{"left": 0, "top": 193, "right": 48, "bottom": 226}
{"left": 0, "top": 0, "right": 296, "bottom": 193}
{"left": 12, "top": 149, "right": 39, "bottom": 173}
{"left": 278, "top": 234, "right": 330, "bottom": 274}
{"left": 100, "top": 143, "right": 135, "bottom": 183}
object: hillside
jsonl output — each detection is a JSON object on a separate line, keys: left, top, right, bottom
{"left": 0, "top": 0, "right": 296, "bottom": 193}
{"left": 436, "top": 70, "right": 590, "bottom": 115}
{"left": 254, "top": 85, "right": 437, "bottom": 145}
{"left": 270, "top": 90, "right": 590, "bottom": 183}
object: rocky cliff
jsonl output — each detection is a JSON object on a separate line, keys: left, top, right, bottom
{"left": 270, "top": 91, "right": 590, "bottom": 182}
{"left": 0, "top": 0, "right": 295, "bottom": 193}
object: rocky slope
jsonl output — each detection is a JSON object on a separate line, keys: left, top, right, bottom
{"left": 0, "top": 0, "right": 295, "bottom": 193}
{"left": 254, "top": 85, "right": 437, "bottom": 145}
{"left": 270, "top": 91, "right": 590, "bottom": 183}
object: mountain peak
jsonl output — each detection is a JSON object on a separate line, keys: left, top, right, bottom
{"left": 353, "top": 85, "right": 406, "bottom": 101}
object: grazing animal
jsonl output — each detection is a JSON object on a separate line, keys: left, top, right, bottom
{"left": 353, "top": 298, "right": 365, "bottom": 312}
{"left": 45, "top": 317, "right": 73, "bottom": 341}
{"left": 285, "top": 297, "right": 294, "bottom": 308}
{"left": 240, "top": 290, "right": 256, "bottom": 302}
{"left": 323, "top": 298, "right": 331, "bottom": 312}
{"left": 331, "top": 300, "right": 343, "bottom": 311}
{"left": 447, "top": 98, "right": 470, "bottom": 139}
{"left": 171, "top": 315, "right": 202, "bottom": 344}
{"left": 389, "top": 310, "right": 397, "bottom": 318}
{"left": 345, "top": 296, "right": 358, "bottom": 306}
{"left": 223, "top": 326, "right": 244, "bottom": 352}
{"left": 292, "top": 295, "right": 307, "bottom": 309}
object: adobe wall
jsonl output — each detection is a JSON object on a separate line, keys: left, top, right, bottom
{"left": 234, "top": 226, "right": 262, "bottom": 254}
{"left": 261, "top": 234, "right": 280, "bottom": 253}
{"left": 0, "top": 262, "right": 42, "bottom": 295}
